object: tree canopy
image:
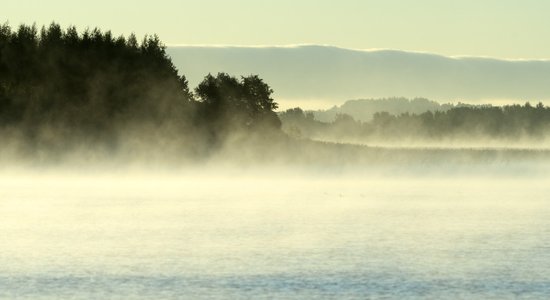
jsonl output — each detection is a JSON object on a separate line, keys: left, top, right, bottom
{"left": 195, "top": 73, "right": 280, "bottom": 134}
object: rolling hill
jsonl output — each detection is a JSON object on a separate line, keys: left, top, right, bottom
{"left": 167, "top": 45, "right": 550, "bottom": 109}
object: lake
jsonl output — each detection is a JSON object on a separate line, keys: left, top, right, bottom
{"left": 1, "top": 170, "right": 549, "bottom": 299}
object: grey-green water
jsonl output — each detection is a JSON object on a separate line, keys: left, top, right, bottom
{"left": 1, "top": 173, "right": 549, "bottom": 299}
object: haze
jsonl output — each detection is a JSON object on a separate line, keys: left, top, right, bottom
{"left": 4, "top": 0, "right": 550, "bottom": 59}
{"left": 167, "top": 46, "right": 550, "bottom": 109}
{"left": 3, "top": 1, "right": 550, "bottom": 299}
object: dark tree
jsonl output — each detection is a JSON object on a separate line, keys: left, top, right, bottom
{"left": 0, "top": 23, "right": 196, "bottom": 157}
{"left": 195, "top": 73, "right": 281, "bottom": 142}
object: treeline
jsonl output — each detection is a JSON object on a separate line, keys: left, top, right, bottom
{"left": 311, "top": 97, "right": 454, "bottom": 122}
{"left": 0, "top": 23, "right": 281, "bottom": 160}
{"left": 280, "top": 102, "right": 550, "bottom": 143}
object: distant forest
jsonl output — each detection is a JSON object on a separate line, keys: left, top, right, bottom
{"left": 280, "top": 102, "right": 550, "bottom": 143}
{"left": 0, "top": 23, "right": 281, "bottom": 160}
{"left": 311, "top": 98, "right": 454, "bottom": 122}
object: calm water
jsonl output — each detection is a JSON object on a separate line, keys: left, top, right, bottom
{"left": 1, "top": 172, "right": 550, "bottom": 299}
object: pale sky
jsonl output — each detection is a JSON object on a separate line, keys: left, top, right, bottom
{"left": 3, "top": 0, "right": 550, "bottom": 59}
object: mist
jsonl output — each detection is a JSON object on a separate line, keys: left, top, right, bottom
{"left": 2, "top": 23, "right": 550, "bottom": 299}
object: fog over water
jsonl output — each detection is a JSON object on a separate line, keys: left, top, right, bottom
{"left": 2, "top": 23, "right": 550, "bottom": 299}
{"left": 1, "top": 162, "right": 550, "bottom": 299}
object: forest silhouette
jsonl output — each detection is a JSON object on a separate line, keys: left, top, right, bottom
{"left": 0, "top": 23, "right": 281, "bottom": 161}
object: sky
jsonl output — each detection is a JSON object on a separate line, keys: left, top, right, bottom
{"left": 3, "top": 0, "right": 550, "bottom": 59}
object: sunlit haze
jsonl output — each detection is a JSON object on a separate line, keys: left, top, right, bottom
{"left": 3, "top": 1, "right": 550, "bottom": 299}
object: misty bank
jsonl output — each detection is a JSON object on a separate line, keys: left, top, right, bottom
{"left": 2, "top": 23, "right": 550, "bottom": 172}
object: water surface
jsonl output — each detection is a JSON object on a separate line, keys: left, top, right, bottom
{"left": 1, "top": 173, "right": 549, "bottom": 299}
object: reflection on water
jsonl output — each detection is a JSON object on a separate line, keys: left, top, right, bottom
{"left": 1, "top": 173, "right": 550, "bottom": 299}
